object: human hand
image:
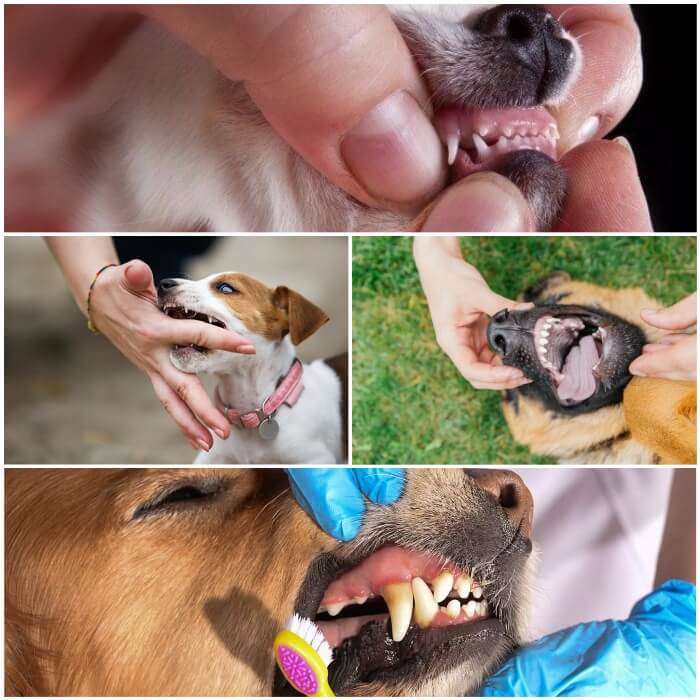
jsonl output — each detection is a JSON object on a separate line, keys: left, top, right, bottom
{"left": 6, "top": 5, "right": 444, "bottom": 215}
{"left": 89, "top": 259, "right": 256, "bottom": 451}
{"left": 629, "top": 293, "right": 697, "bottom": 381}
{"left": 481, "top": 579, "right": 696, "bottom": 697}
{"left": 414, "top": 237, "right": 533, "bottom": 390}
{"left": 287, "top": 468, "right": 405, "bottom": 541}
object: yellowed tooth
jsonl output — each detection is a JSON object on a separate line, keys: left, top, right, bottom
{"left": 446, "top": 599, "right": 461, "bottom": 618}
{"left": 456, "top": 574, "right": 472, "bottom": 598}
{"left": 327, "top": 602, "right": 347, "bottom": 617}
{"left": 412, "top": 577, "right": 439, "bottom": 628}
{"left": 383, "top": 582, "right": 413, "bottom": 642}
{"left": 431, "top": 570, "right": 454, "bottom": 603}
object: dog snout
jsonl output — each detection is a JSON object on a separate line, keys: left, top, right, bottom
{"left": 470, "top": 469, "right": 533, "bottom": 540}
{"left": 477, "top": 5, "right": 575, "bottom": 100}
{"left": 158, "top": 278, "right": 182, "bottom": 298}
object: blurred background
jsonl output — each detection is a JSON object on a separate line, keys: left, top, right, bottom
{"left": 5, "top": 235, "right": 348, "bottom": 464}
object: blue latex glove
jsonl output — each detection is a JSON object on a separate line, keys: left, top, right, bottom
{"left": 481, "top": 579, "right": 696, "bottom": 696}
{"left": 287, "top": 468, "right": 405, "bottom": 541}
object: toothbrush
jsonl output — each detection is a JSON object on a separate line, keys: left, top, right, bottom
{"left": 273, "top": 613, "right": 335, "bottom": 697}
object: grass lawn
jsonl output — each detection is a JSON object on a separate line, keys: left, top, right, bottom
{"left": 352, "top": 236, "right": 697, "bottom": 465}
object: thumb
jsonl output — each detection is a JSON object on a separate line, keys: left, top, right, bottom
{"left": 641, "top": 293, "right": 697, "bottom": 331}
{"left": 418, "top": 173, "right": 534, "bottom": 232}
{"left": 122, "top": 259, "right": 156, "bottom": 296}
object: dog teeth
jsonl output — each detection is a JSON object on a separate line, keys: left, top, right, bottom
{"left": 446, "top": 133, "right": 460, "bottom": 166}
{"left": 383, "top": 582, "right": 413, "bottom": 642}
{"left": 431, "top": 571, "right": 454, "bottom": 603}
{"left": 464, "top": 600, "right": 477, "bottom": 618}
{"left": 445, "top": 599, "right": 462, "bottom": 618}
{"left": 412, "top": 577, "right": 439, "bottom": 628}
{"left": 472, "top": 586, "right": 483, "bottom": 600}
{"left": 455, "top": 574, "right": 472, "bottom": 598}
{"left": 472, "top": 132, "right": 490, "bottom": 161}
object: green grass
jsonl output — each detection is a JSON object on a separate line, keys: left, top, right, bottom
{"left": 352, "top": 236, "right": 697, "bottom": 465}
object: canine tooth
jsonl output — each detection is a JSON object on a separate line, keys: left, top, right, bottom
{"left": 446, "top": 133, "right": 460, "bottom": 166}
{"left": 412, "top": 577, "right": 439, "bottom": 628}
{"left": 472, "top": 133, "right": 490, "bottom": 160}
{"left": 464, "top": 600, "right": 477, "bottom": 618}
{"left": 383, "top": 582, "right": 413, "bottom": 642}
{"left": 327, "top": 602, "right": 347, "bottom": 617}
{"left": 472, "top": 586, "right": 483, "bottom": 600}
{"left": 456, "top": 574, "right": 472, "bottom": 598}
{"left": 446, "top": 599, "right": 461, "bottom": 618}
{"left": 431, "top": 571, "right": 454, "bottom": 603}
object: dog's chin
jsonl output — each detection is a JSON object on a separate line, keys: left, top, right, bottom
{"left": 170, "top": 346, "right": 212, "bottom": 374}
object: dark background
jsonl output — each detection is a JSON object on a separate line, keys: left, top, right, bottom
{"left": 613, "top": 5, "right": 697, "bottom": 232}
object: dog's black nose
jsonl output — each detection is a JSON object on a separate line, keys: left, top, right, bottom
{"left": 158, "top": 278, "right": 180, "bottom": 293}
{"left": 487, "top": 308, "right": 512, "bottom": 356}
{"left": 477, "top": 5, "right": 575, "bottom": 100}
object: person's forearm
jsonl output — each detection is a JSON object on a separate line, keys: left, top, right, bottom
{"left": 655, "top": 468, "right": 696, "bottom": 587}
{"left": 413, "top": 236, "right": 462, "bottom": 265}
{"left": 45, "top": 236, "right": 119, "bottom": 315}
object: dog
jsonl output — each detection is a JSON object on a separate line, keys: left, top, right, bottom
{"left": 5, "top": 467, "right": 535, "bottom": 696}
{"left": 488, "top": 272, "right": 697, "bottom": 464}
{"left": 6, "top": 5, "right": 581, "bottom": 232}
{"left": 156, "top": 272, "right": 345, "bottom": 464}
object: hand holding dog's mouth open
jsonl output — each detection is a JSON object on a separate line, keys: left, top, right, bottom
{"left": 46, "top": 237, "right": 256, "bottom": 452}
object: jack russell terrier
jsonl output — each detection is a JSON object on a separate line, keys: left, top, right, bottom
{"left": 157, "top": 273, "right": 344, "bottom": 464}
{"left": 7, "top": 5, "right": 581, "bottom": 232}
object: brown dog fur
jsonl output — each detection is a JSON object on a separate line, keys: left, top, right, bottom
{"left": 5, "top": 468, "right": 532, "bottom": 697}
{"left": 504, "top": 274, "right": 696, "bottom": 464}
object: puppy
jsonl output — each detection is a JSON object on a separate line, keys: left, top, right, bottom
{"left": 6, "top": 5, "right": 580, "bottom": 232}
{"left": 5, "top": 467, "right": 535, "bottom": 696}
{"left": 488, "top": 272, "right": 697, "bottom": 463}
{"left": 157, "top": 273, "right": 344, "bottom": 464}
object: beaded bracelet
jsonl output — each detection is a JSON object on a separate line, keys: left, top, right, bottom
{"left": 86, "top": 264, "right": 118, "bottom": 335}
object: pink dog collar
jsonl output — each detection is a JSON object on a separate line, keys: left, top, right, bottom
{"left": 215, "top": 359, "right": 304, "bottom": 439}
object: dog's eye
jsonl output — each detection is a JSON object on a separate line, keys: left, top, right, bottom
{"left": 133, "top": 481, "right": 224, "bottom": 519}
{"left": 217, "top": 283, "right": 238, "bottom": 294}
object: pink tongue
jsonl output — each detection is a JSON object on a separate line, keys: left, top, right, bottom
{"left": 557, "top": 335, "right": 599, "bottom": 402}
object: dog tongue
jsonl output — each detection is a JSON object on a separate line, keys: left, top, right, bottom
{"left": 557, "top": 335, "right": 599, "bottom": 402}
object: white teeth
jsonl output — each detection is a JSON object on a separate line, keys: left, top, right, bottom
{"left": 446, "top": 133, "right": 459, "bottom": 166}
{"left": 412, "top": 577, "right": 439, "bottom": 628}
{"left": 472, "top": 586, "right": 483, "bottom": 600}
{"left": 504, "top": 126, "right": 514, "bottom": 138}
{"left": 478, "top": 601, "right": 489, "bottom": 616}
{"left": 353, "top": 595, "right": 368, "bottom": 606}
{"left": 383, "top": 582, "right": 413, "bottom": 642}
{"left": 540, "top": 330, "right": 550, "bottom": 338}
{"left": 472, "top": 132, "right": 490, "bottom": 161}
{"left": 431, "top": 571, "right": 454, "bottom": 603}
{"left": 455, "top": 574, "right": 472, "bottom": 598}
{"left": 446, "top": 599, "right": 461, "bottom": 618}
{"left": 464, "top": 600, "right": 477, "bottom": 618}
{"left": 478, "top": 125, "right": 489, "bottom": 137}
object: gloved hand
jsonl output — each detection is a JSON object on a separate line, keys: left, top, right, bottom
{"left": 287, "top": 468, "right": 405, "bottom": 541}
{"left": 481, "top": 579, "right": 696, "bottom": 697}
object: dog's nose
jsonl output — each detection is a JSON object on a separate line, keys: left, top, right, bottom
{"left": 477, "top": 5, "right": 575, "bottom": 97}
{"left": 470, "top": 470, "right": 534, "bottom": 540}
{"left": 487, "top": 308, "right": 514, "bottom": 356}
{"left": 158, "top": 278, "right": 180, "bottom": 293}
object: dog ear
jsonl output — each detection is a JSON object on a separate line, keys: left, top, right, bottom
{"left": 273, "top": 287, "right": 329, "bottom": 345}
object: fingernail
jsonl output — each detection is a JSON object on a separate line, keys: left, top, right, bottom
{"left": 422, "top": 174, "right": 531, "bottom": 232}
{"left": 214, "top": 427, "right": 227, "bottom": 440}
{"left": 613, "top": 136, "right": 633, "bottom": 153}
{"left": 577, "top": 114, "right": 600, "bottom": 144}
{"left": 341, "top": 91, "right": 445, "bottom": 207}
{"left": 197, "top": 439, "right": 210, "bottom": 452}
{"left": 237, "top": 344, "right": 256, "bottom": 354}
